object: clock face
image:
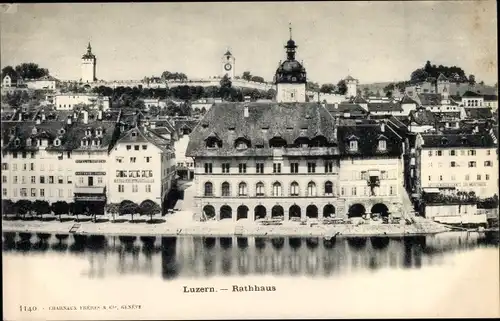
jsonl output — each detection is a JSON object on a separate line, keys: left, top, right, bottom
{"left": 224, "top": 63, "right": 232, "bottom": 71}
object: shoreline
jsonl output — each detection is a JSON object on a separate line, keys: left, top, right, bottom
{"left": 2, "top": 218, "right": 452, "bottom": 238}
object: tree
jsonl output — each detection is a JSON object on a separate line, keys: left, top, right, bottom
{"left": 132, "top": 99, "right": 146, "bottom": 110}
{"left": 250, "top": 76, "right": 265, "bottom": 83}
{"left": 335, "top": 79, "right": 347, "bottom": 95}
{"left": 33, "top": 200, "right": 51, "bottom": 220}
{"left": 320, "top": 83, "right": 335, "bottom": 94}
{"left": 14, "top": 63, "right": 49, "bottom": 80}
{"left": 51, "top": 201, "right": 69, "bottom": 222}
{"left": 105, "top": 203, "right": 119, "bottom": 222}
{"left": 266, "top": 88, "right": 276, "bottom": 100}
{"left": 410, "top": 68, "right": 429, "bottom": 84}
{"left": 362, "top": 87, "right": 370, "bottom": 98}
{"left": 242, "top": 71, "right": 252, "bottom": 81}
{"left": 386, "top": 91, "right": 393, "bottom": 98}
{"left": 119, "top": 200, "right": 139, "bottom": 222}
{"left": 306, "top": 82, "right": 320, "bottom": 92}
{"left": 468, "top": 74, "right": 476, "bottom": 86}
{"left": 3, "top": 90, "right": 30, "bottom": 108}
{"left": 139, "top": 200, "right": 162, "bottom": 222}
{"left": 72, "top": 202, "right": 87, "bottom": 222}
{"left": 219, "top": 74, "right": 232, "bottom": 101}
{"left": 1, "top": 66, "right": 17, "bottom": 80}
{"left": 2, "top": 200, "right": 14, "bottom": 218}
{"left": 15, "top": 200, "right": 32, "bottom": 219}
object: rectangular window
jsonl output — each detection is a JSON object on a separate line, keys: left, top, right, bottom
{"left": 98, "top": 177, "right": 103, "bottom": 184}
{"left": 486, "top": 174, "right": 490, "bottom": 180}
{"left": 2, "top": 188, "right": 6, "bottom": 196}
{"left": 460, "top": 150, "right": 465, "bottom": 156}
{"left": 487, "top": 150, "right": 491, "bottom": 156}
{"left": 351, "top": 187, "right": 357, "bottom": 196}
{"left": 428, "top": 150, "right": 433, "bottom": 156}
{"left": 290, "top": 162, "right": 299, "bottom": 173}
{"left": 238, "top": 163, "right": 247, "bottom": 173}
{"left": 378, "top": 140, "right": 386, "bottom": 150}
{"left": 2, "top": 176, "right": 6, "bottom": 183}
{"left": 468, "top": 150, "right": 476, "bottom": 156}
{"left": 21, "top": 176, "right": 26, "bottom": 184}
{"left": 477, "top": 174, "right": 481, "bottom": 181}
{"left": 450, "top": 161, "right": 456, "bottom": 167}
{"left": 468, "top": 161, "right": 476, "bottom": 168}
{"left": 324, "top": 161, "right": 333, "bottom": 173}
{"left": 437, "top": 150, "right": 442, "bottom": 156}
{"left": 132, "top": 184, "right": 138, "bottom": 192}
{"left": 20, "top": 188, "right": 27, "bottom": 197}
{"left": 22, "top": 151, "right": 26, "bottom": 159}
{"left": 145, "top": 157, "right": 151, "bottom": 163}
{"left": 23, "top": 163, "right": 27, "bottom": 171}
{"left": 222, "top": 163, "right": 230, "bottom": 173}
{"left": 449, "top": 150, "right": 456, "bottom": 156}
{"left": 49, "top": 164, "right": 54, "bottom": 171}
{"left": 58, "top": 189, "right": 63, "bottom": 197}
{"left": 142, "top": 145, "right": 148, "bottom": 150}
{"left": 130, "top": 157, "right": 136, "bottom": 163}
{"left": 451, "top": 175, "right": 456, "bottom": 181}
{"left": 58, "top": 176, "right": 64, "bottom": 184}
{"left": 79, "top": 177, "right": 84, "bottom": 185}
{"left": 307, "top": 162, "right": 316, "bottom": 173}
{"left": 439, "top": 175, "right": 443, "bottom": 181}
{"left": 428, "top": 176, "right": 431, "bottom": 181}
{"left": 67, "top": 176, "right": 72, "bottom": 184}
{"left": 13, "top": 189, "right": 17, "bottom": 197}
{"left": 13, "top": 164, "right": 17, "bottom": 171}
{"left": 126, "top": 145, "right": 131, "bottom": 150}
{"left": 40, "top": 189, "right": 45, "bottom": 197}
{"left": 204, "top": 163, "right": 212, "bottom": 173}
{"left": 134, "top": 145, "right": 140, "bottom": 151}
{"left": 349, "top": 140, "right": 358, "bottom": 151}
{"left": 116, "top": 157, "right": 123, "bottom": 163}
{"left": 40, "top": 164, "right": 44, "bottom": 171}
{"left": 340, "top": 187, "right": 345, "bottom": 196}
{"left": 13, "top": 176, "right": 18, "bottom": 184}
{"left": 31, "top": 188, "right": 36, "bottom": 197}
{"left": 146, "top": 184, "right": 151, "bottom": 193}
{"left": 31, "top": 152, "right": 35, "bottom": 158}
{"left": 30, "top": 163, "right": 34, "bottom": 171}
{"left": 256, "top": 163, "right": 264, "bottom": 174}
{"left": 273, "top": 163, "right": 281, "bottom": 173}
{"left": 390, "top": 186, "right": 395, "bottom": 196}
{"left": 49, "top": 176, "right": 54, "bottom": 184}
{"left": 465, "top": 174, "right": 469, "bottom": 181}
{"left": 118, "top": 185, "right": 124, "bottom": 193}
{"left": 31, "top": 176, "right": 36, "bottom": 183}
{"left": 39, "top": 176, "right": 45, "bottom": 184}
{"left": 1, "top": 163, "right": 7, "bottom": 170}
{"left": 484, "top": 161, "right": 492, "bottom": 167}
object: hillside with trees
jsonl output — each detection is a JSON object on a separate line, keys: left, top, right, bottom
{"left": 1, "top": 63, "right": 50, "bottom": 80}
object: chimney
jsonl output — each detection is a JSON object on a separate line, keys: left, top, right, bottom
{"left": 97, "top": 110, "right": 103, "bottom": 121}
{"left": 41, "top": 112, "right": 46, "bottom": 121}
{"left": 73, "top": 111, "right": 78, "bottom": 120}
{"left": 244, "top": 104, "right": 249, "bottom": 118}
{"left": 18, "top": 113, "right": 22, "bottom": 121}
{"left": 474, "top": 125, "right": 479, "bottom": 133}
{"left": 36, "top": 118, "right": 41, "bottom": 125}
{"left": 381, "top": 122, "right": 386, "bottom": 132}
{"left": 67, "top": 115, "right": 72, "bottom": 125}
{"left": 82, "top": 110, "right": 88, "bottom": 124}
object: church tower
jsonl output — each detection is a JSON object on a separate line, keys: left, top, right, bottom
{"left": 221, "top": 49, "right": 235, "bottom": 79}
{"left": 274, "top": 25, "right": 307, "bottom": 103}
{"left": 81, "top": 42, "right": 97, "bottom": 83}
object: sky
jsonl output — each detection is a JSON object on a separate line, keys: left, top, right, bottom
{"left": 0, "top": 1, "right": 497, "bottom": 85}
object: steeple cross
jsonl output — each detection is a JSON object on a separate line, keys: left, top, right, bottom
{"left": 289, "top": 23, "right": 292, "bottom": 39}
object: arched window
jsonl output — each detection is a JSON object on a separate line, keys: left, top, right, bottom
{"left": 324, "top": 181, "right": 333, "bottom": 195}
{"left": 307, "top": 181, "right": 316, "bottom": 196}
{"left": 290, "top": 181, "right": 299, "bottom": 196}
{"left": 204, "top": 182, "right": 213, "bottom": 196}
{"left": 221, "top": 182, "right": 230, "bottom": 197}
{"left": 256, "top": 182, "right": 265, "bottom": 196}
{"left": 238, "top": 182, "right": 247, "bottom": 196}
{"left": 272, "top": 182, "right": 282, "bottom": 196}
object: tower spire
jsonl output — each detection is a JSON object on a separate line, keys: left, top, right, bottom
{"left": 289, "top": 22, "right": 292, "bottom": 40}
{"left": 87, "top": 42, "right": 92, "bottom": 53}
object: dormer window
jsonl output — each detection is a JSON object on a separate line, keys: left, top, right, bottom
{"left": 96, "top": 128, "right": 103, "bottom": 137}
{"left": 131, "top": 131, "right": 137, "bottom": 137}
{"left": 441, "top": 137, "right": 448, "bottom": 145}
{"left": 26, "top": 138, "right": 32, "bottom": 146}
{"left": 228, "top": 127, "right": 235, "bottom": 132}
{"left": 59, "top": 128, "right": 65, "bottom": 135}
{"left": 85, "top": 128, "right": 91, "bottom": 136}
{"left": 349, "top": 140, "right": 358, "bottom": 151}
{"left": 14, "top": 138, "right": 20, "bottom": 147}
{"left": 378, "top": 140, "right": 387, "bottom": 151}
{"left": 31, "top": 127, "right": 37, "bottom": 135}
{"left": 206, "top": 139, "right": 218, "bottom": 149}
{"left": 54, "top": 138, "right": 61, "bottom": 147}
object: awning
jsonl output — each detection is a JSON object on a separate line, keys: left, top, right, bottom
{"left": 74, "top": 195, "right": 106, "bottom": 202}
{"left": 74, "top": 186, "right": 105, "bottom": 194}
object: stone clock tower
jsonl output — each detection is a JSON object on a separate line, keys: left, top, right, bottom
{"left": 221, "top": 49, "right": 235, "bottom": 79}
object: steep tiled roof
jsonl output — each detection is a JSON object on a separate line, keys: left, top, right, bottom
{"left": 186, "top": 102, "right": 338, "bottom": 157}
{"left": 401, "top": 94, "right": 418, "bottom": 105}
{"left": 464, "top": 107, "right": 493, "bottom": 120}
{"left": 368, "top": 102, "right": 403, "bottom": 112}
{"left": 325, "top": 103, "right": 368, "bottom": 116}
{"left": 115, "top": 126, "right": 172, "bottom": 152}
{"left": 421, "top": 132, "right": 496, "bottom": 148}
{"left": 462, "top": 90, "right": 482, "bottom": 97}
{"left": 351, "top": 95, "right": 368, "bottom": 104}
{"left": 437, "top": 73, "right": 448, "bottom": 82}
{"left": 483, "top": 94, "right": 498, "bottom": 101}
{"left": 337, "top": 120, "right": 403, "bottom": 157}
{"left": 417, "top": 93, "right": 442, "bottom": 106}
{"left": 409, "top": 108, "right": 436, "bottom": 126}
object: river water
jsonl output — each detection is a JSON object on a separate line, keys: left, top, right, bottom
{"left": 3, "top": 231, "right": 499, "bottom": 319}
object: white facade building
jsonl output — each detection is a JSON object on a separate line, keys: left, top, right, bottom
{"left": 55, "top": 94, "right": 111, "bottom": 111}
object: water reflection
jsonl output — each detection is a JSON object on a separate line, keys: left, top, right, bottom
{"left": 3, "top": 231, "right": 498, "bottom": 281}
